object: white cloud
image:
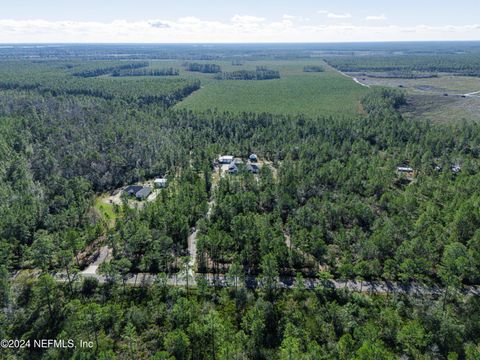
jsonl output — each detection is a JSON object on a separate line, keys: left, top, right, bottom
{"left": 231, "top": 15, "right": 266, "bottom": 24}
{"left": 366, "top": 14, "right": 387, "bottom": 21}
{"left": 0, "top": 18, "right": 479, "bottom": 43}
{"left": 282, "top": 14, "right": 308, "bottom": 22}
{"left": 327, "top": 13, "right": 352, "bottom": 19}
{"left": 317, "top": 11, "right": 352, "bottom": 19}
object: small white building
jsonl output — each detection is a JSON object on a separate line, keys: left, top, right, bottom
{"left": 219, "top": 155, "right": 234, "bottom": 164}
{"left": 249, "top": 154, "right": 258, "bottom": 162}
{"left": 451, "top": 164, "right": 461, "bottom": 174}
{"left": 397, "top": 166, "right": 415, "bottom": 180}
{"left": 397, "top": 166, "right": 414, "bottom": 173}
{"left": 154, "top": 178, "right": 168, "bottom": 188}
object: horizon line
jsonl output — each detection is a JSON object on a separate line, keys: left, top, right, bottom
{"left": 2, "top": 40, "right": 480, "bottom": 45}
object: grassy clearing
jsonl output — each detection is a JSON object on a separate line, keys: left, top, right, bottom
{"left": 401, "top": 94, "right": 480, "bottom": 124}
{"left": 94, "top": 196, "right": 118, "bottom": 226}
{"left": 356, "top": 74, "right": 480, "bottom": 95}
{"left": 173, "top": 60, "right": 370, "bottom": 117}
{"left": 349, "top": 73, "right": 480, "bottom": 123}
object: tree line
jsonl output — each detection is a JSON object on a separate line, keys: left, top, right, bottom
{"left": 73, "top": 62, "right": 149, "bottom": 77}
{"left": 183, "top": 62, "right": 222, "bottom": 73}
{"left": 216, "top": 67, "right": 280, "bottom": 80}
{"left": 112, "top": 67, "right": 180, "bottom": 77}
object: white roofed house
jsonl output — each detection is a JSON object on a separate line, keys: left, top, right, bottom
{"left": 396, "top": 166, "right": 415, "bottom": 181}
{"left": 154, "top": 178, "right": 168, "bottom": 188}
{"left": 397, "top": 166, "right": 413, "bottom": 173}
{"left": 451, "top": 164, "right": 461, "bottom": 174}
{"left": 219, "top": 155, "right": 234, "bottom": 164}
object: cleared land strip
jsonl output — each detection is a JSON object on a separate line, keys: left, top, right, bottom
{"left": 463, "top": 90, "right": 480, "bottom": 97}
{"left": 55, "top": 272, "right": 480, "bottom": 297}
{"left": 329, "top": 67, "right": 371, "bottom": 88}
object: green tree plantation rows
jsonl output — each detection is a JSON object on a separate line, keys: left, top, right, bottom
{"left": 72, "top": 62, "right": 149, "bottom": 77}
{"left": 183, "top": 62, "right": 222, "bottom": 73}
{"left": 216, "top": 67, "right": 281, "bottom": 80}
{"left": 325, "top": 54, "right": 480, "bottom": 77}
{"left": 112, "top": 67, "right": 180, "bottom": 77}
{"left": 0, "top": 61, "right": 199, "bottom": 104}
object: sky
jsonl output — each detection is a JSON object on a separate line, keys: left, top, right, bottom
{"left": 0, "top": 0, "right": 479, "bottom": 43}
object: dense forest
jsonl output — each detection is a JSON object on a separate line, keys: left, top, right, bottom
{"left": 1, "top": 47, "right": 480, "bottom": 359}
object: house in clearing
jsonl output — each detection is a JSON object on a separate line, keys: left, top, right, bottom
{"left": 397, "top": 166, "right": 415, "bottom": 180}
{"left": 124, "top": 185, "right": 152, "bottom": 200}
{"left": 451, "top": 164, "right": 461, "bottom": 174}
{"left": 228, "top": 163, "right": 238, "bottom": 174}
{"left": 154, "top": 178, "right": 168, "bottom": 188}
{"left": 246, "top": 163, "right": 260, "bottom": 174}
{"left": 219, "top": 155, "right": 234, "bottom": 164}
{"left": 397, "top": 166, "right": 413, "bottom": 172}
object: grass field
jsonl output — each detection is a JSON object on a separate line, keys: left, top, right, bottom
{"left": 94, "top": 197, "right": 118, "bottom": 226}
{"left": 173, "top": 60, "right": 370, "bottom": 117}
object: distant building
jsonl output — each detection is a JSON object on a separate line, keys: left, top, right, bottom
{"left": 124, "top": 185, "right": 143, "bottom": 196}
{"left": 397, "top": 166, "right": 414, "bottom": 173}
{"left": 124, "top": 185, "right": 152, "bottom": 200}
{"left": 451, "top": 164, "right": 461, "bottom": 174}
{"left": 219, "top": 155, "right": 234, "bottom": 164}
{"left": 154, "top": 178, "right": 167, "bottom": 188}
{"left": 249, "top": 154, "right": 258, "bottom": 162}
{"left": 228, "top": 163, "right": 238, "bottom": 174}
{"left": 135, "top": 187, "right": 152, "bottom": 200}
{"left": 246, "top": 163, "right": 260, "bottom": 174}
{"left": 397, "top": 166, "right": 415, "bottom": 180}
